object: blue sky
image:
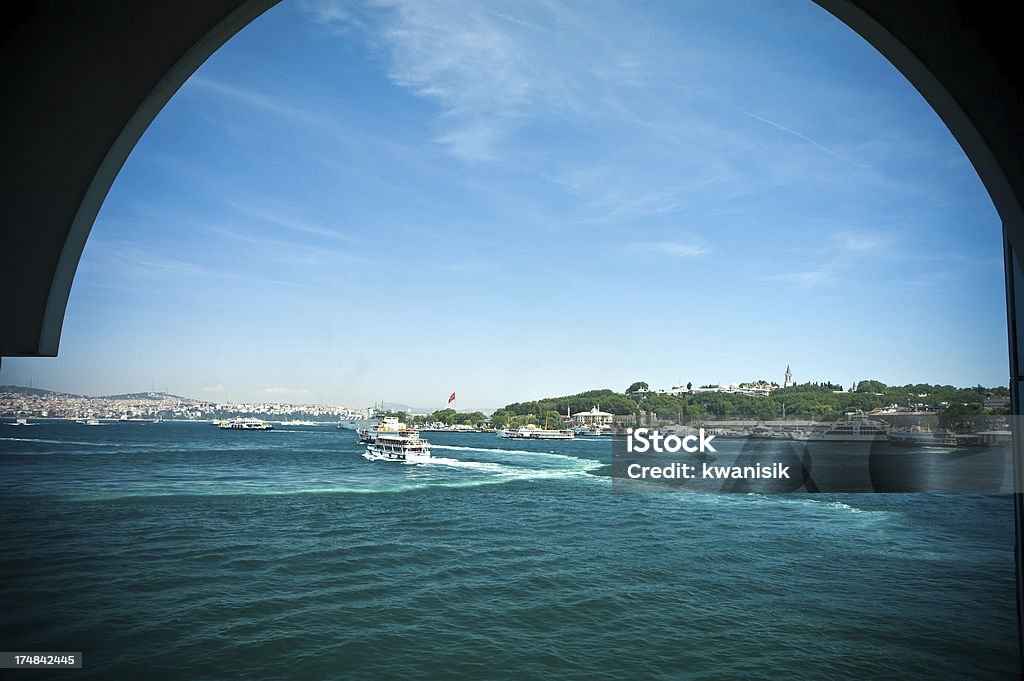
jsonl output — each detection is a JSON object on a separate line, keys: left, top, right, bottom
{"left": 0, "top": 0, "right": 1007, "bottom": 410}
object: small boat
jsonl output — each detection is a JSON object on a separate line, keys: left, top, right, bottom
{"left": 219, "top": 417, "right": 273, "bottom": 431}
{"left": 749, "top": 425, "right": 791, "bottom": 439}
{"left": 11, "top": 418, "right": 35, "bottom": 426}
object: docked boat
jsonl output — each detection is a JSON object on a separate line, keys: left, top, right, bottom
{"left": 748, "top": 425, "right": 790, "bottom": 439}
{"left": 11, "top": 417, "right": 34, "bottom": 426}
{"left": 574, "top": 425, "right": 615, "bottom": 436}
{"left": 219, "top": 417, "right": 273, "bottom": 431}
{"left": 338, "top": 405, "right": 381, "bottom": 430}
{"left": 359, "top": 417, "right": 431, "bottom": 462}
{"left": 887, "top": 427, "right": 957, "bottom": 447}
{"left": 790, "top": 413, "right": 890, "bottom": 442}
{"left": 498, "top": 425, "right": 575, "bottom": 440}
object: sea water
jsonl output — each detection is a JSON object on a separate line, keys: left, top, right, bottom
{"left": 0, "top": 421, "right": 1018, "bottom": 679}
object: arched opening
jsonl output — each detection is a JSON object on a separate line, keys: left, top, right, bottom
{"left": 2, "top": 1, "right": 1024, "bottom": 675}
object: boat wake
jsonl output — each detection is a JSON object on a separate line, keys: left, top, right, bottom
{"left": 0, "top": 436, "right": 108, "bottom": 447}
{"left": 429, "top": 443, "right": 601, "bottom": 467}
{"left": 424, "top": 454, "right": 600, "bottom": 476}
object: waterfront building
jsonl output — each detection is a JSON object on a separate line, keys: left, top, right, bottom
{"left": 572, "top": 406, "right": 615, "bottom": 428}
{"left": 613, "top": 413, "right": 639, "bottom": 428}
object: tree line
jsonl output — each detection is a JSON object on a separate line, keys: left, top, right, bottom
{"left": 490, "top": 380, "right": 1009, "bottom": 426}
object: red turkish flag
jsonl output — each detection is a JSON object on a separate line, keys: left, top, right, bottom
{"left": 448, "top": 392, "right": 456, "bottom": 404}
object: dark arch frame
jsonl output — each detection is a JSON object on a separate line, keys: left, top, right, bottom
{"left": 2, "top": 0, "right": 1023, "bottom": 662}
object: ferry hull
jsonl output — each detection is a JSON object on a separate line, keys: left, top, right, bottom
{"left": 363, "top": 444, "right": 431, "bottom": 463}
{"left": 790, "top": 434, "right": 887, "bottom": 442}
{"left": 499, "top": 428, "right": 575, "bottom": 440}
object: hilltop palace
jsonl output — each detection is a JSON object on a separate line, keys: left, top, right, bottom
{"left": 642, "top": 366, "right": 796, "bottom": 399}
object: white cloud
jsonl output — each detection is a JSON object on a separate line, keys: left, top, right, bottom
{"left": 187, "top": 76, "right": 332, "bottom": 129}
{"left": 740, "top": 109, "right": 869, "bottom": 170}
{"left": 760, "top": 268, "right": 833, "bottom": 287}
{"left": 301, "top": 0, "right": 665, "bottom": 161}
{"left": 832, "top": 229, "right": 890, "bottom": 254}
{"left": 624, "top": 240, "right": 708, "bottom": 258}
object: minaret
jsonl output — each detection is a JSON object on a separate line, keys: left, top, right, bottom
{"left": 784, "top": 365, "right": 793, "bottom": 388}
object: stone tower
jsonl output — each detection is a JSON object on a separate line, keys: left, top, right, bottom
{"left": 784, "top": 365, "right": 793, "bottom": 388}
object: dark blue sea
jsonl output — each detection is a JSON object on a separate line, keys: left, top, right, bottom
{"left": 0, "top": 420, "right": 1018, "bottom": 679}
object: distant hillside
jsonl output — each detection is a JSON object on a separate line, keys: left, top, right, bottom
{"left": 381, "top": 402, "right": 433, "bottom": 414}
{"left": 101, "top": 391, "right": 193, "bottom": 401}
{"left": 382, "top": 401, "right": 495, "bottom": 415}
{"left": 0, "top": 385, "right": 197, "bottom": 401}
{"left": 0, "top": 385, "right": 82, "bottom": 398}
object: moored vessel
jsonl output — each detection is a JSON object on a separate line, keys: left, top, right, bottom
{"left": 338, "top": 405, "right": 381, "bottom": 430}
{"left": 790, "top": 412, "right": 889, "bottom": 442}
{"left": 886, "top": 427, "right": 957, "bottom": 447}
{"left": 573, "top": 425, "right": 615, "bottom": 436}
{"left": 498, "top": 425, "right": 575, "bottom": 440}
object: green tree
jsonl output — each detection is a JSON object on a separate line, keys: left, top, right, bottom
{"left": 431, "top": 408, "right": 457, "bottom": 425}
{"left": 855, "top": 380, "right": 887, "bottom": 393}
{"left": 938, "top": 403, "right": 983, "bottom": 433}
{"left": 626, "top": 381, "right": 649, "bottom": 394}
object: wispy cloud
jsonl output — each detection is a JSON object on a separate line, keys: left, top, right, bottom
{"left": 187, "top": 76, "right": 333, "bottom": 130}
{"left": 760, "top": 267, "right": 834, "bottom": 287}
{"left": 757, "top": 228, "right": 895, "bottom": 288}
{"left": 740, "top": 109, "right": 870, "bottom": 170}
{"left": 89, "top": 243, "right": 324, "bottom": 291}
{"left": 203, "top": 384, "right": 226, "bottom": 392}
{"left": 301, "top": 0, "right": 663, "bottom": 161}
{"left": 832, "top": 229, "right": 890, "bottom": 254}
{"left": 623, "top": 240, "right": 709, "bottom": 258}
{"left": 220, "top": 198, "right": 356, "bottom": 245}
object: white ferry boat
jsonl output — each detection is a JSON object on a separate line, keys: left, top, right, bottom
{"left": 280, "top": 419, "right": 317, "bottom": 426}
{"left": 887, "top": 427, "right": 957, "bottom": 447}
{"left": 11, "top": 418, "right": 34, "bottom": 426}
{"left": 790, "top": 413, "right": 889, "bottom": 442}
{"left": 359, "top": 417, "right": 431, "bottom": 462}
{"left": 219, "top": 417, "right": 273, "bottom": 431}
{"left": 498, "top": 425, "right": 575, "bottom": 440}
{"left": 574, "top": 426, "right": 615, "bottom": 436}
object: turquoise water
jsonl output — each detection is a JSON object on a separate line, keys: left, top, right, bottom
{"left": 0, "top": 421, "right": 1019, "bottom": 679}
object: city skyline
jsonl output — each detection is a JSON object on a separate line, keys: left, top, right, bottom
{"left": 0, "top": 361, "right": 1007, "bottom": 415}
{"left": 0, "top": 0, "right": 1008, "bottom": 406}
